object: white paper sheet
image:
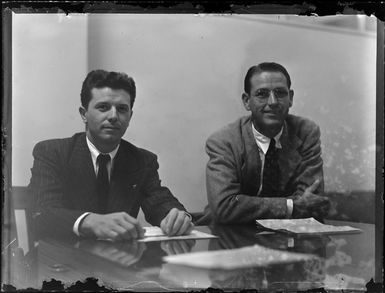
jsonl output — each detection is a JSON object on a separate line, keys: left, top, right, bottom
{"left": 139, "top": 226, "right": 217, "bottom": 242}
{"left": 163, "top": 244, "right": 318, "bottom": 269}
{"left": 256, "top": 217, "right": 362, "bottom": 235}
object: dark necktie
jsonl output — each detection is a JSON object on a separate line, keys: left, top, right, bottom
{"left": 261, "top": 139, "right": 280, "bottom": 196}
{"left": 97, "top": 154, "right": 110, "bottom": 213}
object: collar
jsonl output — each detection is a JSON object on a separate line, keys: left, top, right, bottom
{"left": 251, "top": 123, "right": 283, "bottom": 154}
{"left": 86, "top": 136, "right": 120, "bottom": 163}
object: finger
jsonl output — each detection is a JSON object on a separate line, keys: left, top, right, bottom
{"left": 186, "top": 222, "right": 194, "bottom": 234}
{"left": 307, "top": 179, "right": 321, "bottom": 193}
{"left": 122, "top": 213, "right": 143, "bottom": 239}
{"left": 116, "top": 219, "right": 137, "bottom": 240}
{"left": 111, "top": 225, "right": 130, "bottom": 241}
{"left": 169, "top": 212, "right": 186, "bottom": 236}
{"left": 160, "top": 218, "right": 167, "bottom": 234}
{"left": 174, "top": 216, "right": 192, "bottom": 236}
{"left": 163, "top": 209, "right": 179, "bottom": 235}
{"left": 105, "top": 230, "right": 120, "bottom": 241}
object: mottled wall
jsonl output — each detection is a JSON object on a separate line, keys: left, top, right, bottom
{"left": 12, "top": 15, "right": 376, "bottom": 214}
{"left": 86, "top": 15, "right": 376, "bottom": 211}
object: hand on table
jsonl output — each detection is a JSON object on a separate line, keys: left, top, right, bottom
{"left": 160, "top": 208, "right": 194, "bottom": 236}
{"left": 292, "top": 179, "right": 331, "bottom": 219}
{"left": 161, "top": 239, "right": 196, "bottom": 255}
{"left": 79, "top": 212, "right": 145, "bottom": 241}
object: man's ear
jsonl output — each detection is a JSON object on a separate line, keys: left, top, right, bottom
{"left": 288, "top": 90, "right": 294, "bottom": 107}
{"left": 79, "top": 106, "right": 87, "bottom": 124}
{"left": 242, "top": 93, "right": 251, "bottom": 111}
{"left": 128, "top": 110, "right": 133, "bottom": 124}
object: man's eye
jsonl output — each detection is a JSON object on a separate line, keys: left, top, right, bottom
{"left": 275, "top": 89, "right": 289, "bottom": 98}
{"left": 117, "top": 106, "right": 129, "bottom": 112}
{"left": 97, "top": 104, "right": 109, "bottom": 111}
{"left": 255, "top": 90, "right": 269, "bottom": 98}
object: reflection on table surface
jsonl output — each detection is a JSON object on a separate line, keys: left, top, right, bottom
{"left": 2, "top": 220, "right": 375, "bottom": 291}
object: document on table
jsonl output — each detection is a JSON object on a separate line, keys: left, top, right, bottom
{"left": 163, "top": 244, "right": 318, "bottom": 269}
{"left": 139, "top": 226, "right": 217, "bottom": 242}
{"left": 256, "top": 217, "right": 362, "bottom": 235}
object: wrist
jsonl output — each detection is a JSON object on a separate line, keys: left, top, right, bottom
{"left": 78, "top": 213, "right": 95, "bottom": 237}
{"left": 286, "top": 199, "right": 293, "bottom": 218}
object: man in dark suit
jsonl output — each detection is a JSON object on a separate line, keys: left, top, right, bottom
{"left": 201, "top": 62, "right": 330, "bottom": 224}
{"left": 29, "top": 70, "right": 193, "bottom": 241}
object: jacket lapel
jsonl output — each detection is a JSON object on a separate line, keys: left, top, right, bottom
{"left": 278, "top": 121, "right": 302, "bottom": 191}
{"left": 67, "top": 133, "right": 99, "bottom": 210}
{"left": 108, "top": 141, "right": 144, "bottom": 213}
{"left": 241, "top": 117, "right": 262, "bottom": 194}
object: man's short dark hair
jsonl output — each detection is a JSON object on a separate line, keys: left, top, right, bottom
{"left": 81, "top": 70, "right": 136, "bottom": 109}
{"left": 244, "top": 62, "right": 292, "bottom": 94}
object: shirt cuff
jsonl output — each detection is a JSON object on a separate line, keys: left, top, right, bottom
{"left": 286, "top": 199, "right": 293, "bottom": 219}
{"left": 73, "top": 212, "right": 91, "bottom": 236}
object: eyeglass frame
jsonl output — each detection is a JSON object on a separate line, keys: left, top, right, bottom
{"left": 251, "top": 87, "right": 291, "bottom": 102}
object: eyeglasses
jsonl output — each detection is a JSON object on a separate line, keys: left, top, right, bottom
{"left": 253, "top": 88, "right": 289, "bottom": 101}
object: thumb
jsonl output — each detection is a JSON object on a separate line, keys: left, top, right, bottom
{"left": 306, "top": 179, "right": 321, "bottom": 193}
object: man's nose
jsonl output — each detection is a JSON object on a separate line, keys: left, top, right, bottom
{"left": 267, "top": 91, "right": 278, "bottom": 105}
{"left": 108, "top": 107, "right": 118, "bottom": 122}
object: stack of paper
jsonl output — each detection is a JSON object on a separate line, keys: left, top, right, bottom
{"left": 256, "top": 218, "right": 362, "bottom": 235}
{"left": 163, "top": 244, "right": 318, "bottom": 269}
{"left": 139, "top": 226, "right": 217, "bottom": 242}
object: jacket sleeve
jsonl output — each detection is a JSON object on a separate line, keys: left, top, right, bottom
{"left": 140, "top": 151, "right": 187, "bottom": 226}
{"left": 205, "top": 134, "right": 288, "bottom": 224}
{"left": 29, "top": 141, "right": 86, "bottom": 236}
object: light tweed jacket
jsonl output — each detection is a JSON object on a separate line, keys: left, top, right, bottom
{"left": 203, "top": 115, "right": 324, "bottom": 224}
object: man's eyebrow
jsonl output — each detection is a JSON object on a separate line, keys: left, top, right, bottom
{"left": 95, "top": 101, "right": 109, "bottom": 105}
{"left": 117, "top": 103, "right": 129, "bottom": 108}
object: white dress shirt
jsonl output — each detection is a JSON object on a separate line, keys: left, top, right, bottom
{"left": 251, "top": 124, "right": 293, "bottom": 218}
{"left": 72, "top": 137, "right": 120, "bottom": 236}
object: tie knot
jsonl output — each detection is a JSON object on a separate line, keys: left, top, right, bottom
{"left": 97, "top": 154, "right": 110, "bottom": 166}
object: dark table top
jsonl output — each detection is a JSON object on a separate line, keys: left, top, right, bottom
{"left": 2, "top": 220, "right": 375, "bottom": 291}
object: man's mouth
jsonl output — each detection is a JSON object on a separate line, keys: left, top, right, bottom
{"left": 263, "top": 111, "right": 279, "bottom": 115}
{"left": 103, "top": 126, "right": 120, "bottom": 130}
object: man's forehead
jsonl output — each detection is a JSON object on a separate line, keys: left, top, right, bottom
{"left": 250, "top": 71, "right": 289, "bottom": 88}
{"left": 91, "top": 87, "right": 129, "bottom": 95}
{"left": 90, "top": 87, "right": 131, "bottom": 101}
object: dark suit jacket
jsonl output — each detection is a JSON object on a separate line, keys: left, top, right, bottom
{"left": 29, "top": 132, "right": 186, "bottom": 235}
{"left": 203, "top": 115, "right": 324, "bottom": 224}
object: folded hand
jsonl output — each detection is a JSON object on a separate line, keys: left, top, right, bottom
{"left": 160, "top": 208, "right": 194, "bottom": 236}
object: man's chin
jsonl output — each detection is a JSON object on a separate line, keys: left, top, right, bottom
{"left": 261, "top": 117, "right": 283, "bottom": 128}
{"left": 99, "top": 134, "right": 122, "bottom": 145}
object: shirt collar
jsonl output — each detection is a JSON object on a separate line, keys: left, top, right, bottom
{"left": 86, "top": 136, "right": 120, "bottom": 163}
{"left": 251, "top": 123, "right": 283, "bottom": 155}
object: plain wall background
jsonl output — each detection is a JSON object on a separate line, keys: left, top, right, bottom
{"left": 12, "top": 14, "right": 376, "bottom": 215}
{"left": 12, "top": 13, "right": 88, "bottom": 187}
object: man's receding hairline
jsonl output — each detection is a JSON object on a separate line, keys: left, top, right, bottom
{"left": 249, "top": 69, "right": 291, "bottom": 88}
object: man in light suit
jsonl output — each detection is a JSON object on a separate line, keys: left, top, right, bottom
{"left": 201, "top": 62, "right": 330, "bottom": 224}
{"left": 29, "top": 70, "right": 193, "bottom": 241}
